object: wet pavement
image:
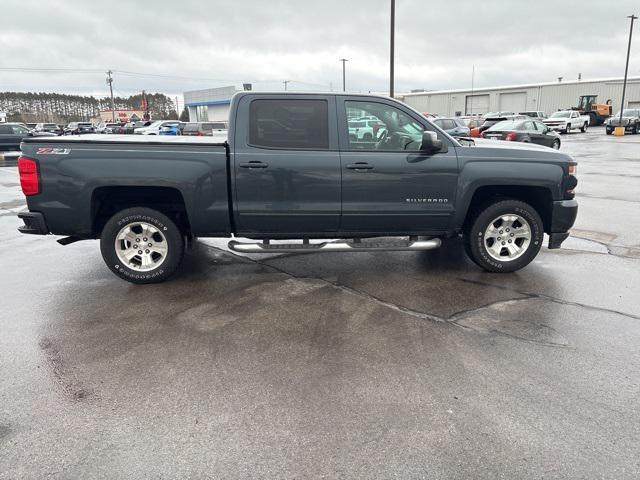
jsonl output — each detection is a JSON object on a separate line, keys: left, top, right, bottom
{"left": 1, "top": 128, "right": 639, "bottom": 479}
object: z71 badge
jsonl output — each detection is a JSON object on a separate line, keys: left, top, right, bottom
{"left": 36, "top": 147, "right": 71, "bottom": 155}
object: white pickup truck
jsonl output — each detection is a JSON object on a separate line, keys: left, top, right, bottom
{"left": 543, "top": 110, "right": 590, "bottom": 134}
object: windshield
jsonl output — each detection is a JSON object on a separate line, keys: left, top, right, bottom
{"left": 550, "top": 111, "right": 571, "bottom": 118}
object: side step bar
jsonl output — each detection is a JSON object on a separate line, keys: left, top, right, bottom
{"left": 228, "top": 238, "right": 442, "bottom": 254}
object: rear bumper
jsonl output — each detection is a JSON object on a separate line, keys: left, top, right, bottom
{"left": 548, "top": 199, "right": 578, "bottom": 249}
{"left": 18, "top": 211, "right": 49, "bottom": 235}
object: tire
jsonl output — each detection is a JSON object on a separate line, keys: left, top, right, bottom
{"left": 552, "top": 138, "right": 561, "bottom": 149}
{"left": 580, "top": 122, "right": 587, "bottom": 133}
{"left": 362, "top": 132, "right": 373, "bottom": 141}
{"left": 606, "top": 129, "right": 612, "bottom": 135}
{"left": 463, "top": 199, "right": 544, "bottom": 273}
{"left": 564, "top": 124, "right": 570, "bottom": 134}
{"left": 633, "top": 124, "right": 639, "bottom": 135}
{"left": 100, "top": 207, "right": 185, "bottom": 284}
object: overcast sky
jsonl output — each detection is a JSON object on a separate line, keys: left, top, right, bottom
{"left": 1, "top": 0, "right": 638, "bottom": 101}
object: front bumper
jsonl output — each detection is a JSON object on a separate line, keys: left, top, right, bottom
{"left": 18, "top": 211, "right": 49, "bottom": 235}
{"left": 548, "top": 199, "right": 578, "bottom": 249}
{"left": 546, "top": 124, "right": 568, "bottom": 131}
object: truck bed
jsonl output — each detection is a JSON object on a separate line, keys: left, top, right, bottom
{"left": 22, "top": 133, "right": 228, "bottom": 146}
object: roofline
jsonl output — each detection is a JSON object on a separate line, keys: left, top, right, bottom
{"left": 402, "top": 76, "right": 640, "bottom": 97}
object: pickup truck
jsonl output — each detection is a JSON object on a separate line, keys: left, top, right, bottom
{"left": 17, "top": 92, "right": 578, "bottom": 284}
{"left": 543, "top": 110, "right": 590, "bottom": 134}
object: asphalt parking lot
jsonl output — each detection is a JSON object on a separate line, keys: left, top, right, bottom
{"left": 1, "top": 129, "right": 639, "bottom": 479}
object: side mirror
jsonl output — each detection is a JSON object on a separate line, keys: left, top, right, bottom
{"left": 421, "top": 131, "right": 443, "bottom": 152}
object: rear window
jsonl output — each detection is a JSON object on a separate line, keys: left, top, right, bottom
{"left": 201, "top": 122, "right": 227, "bottom": 131}
{"left": 249, "top": 99, "right": 329, "bottom": 149}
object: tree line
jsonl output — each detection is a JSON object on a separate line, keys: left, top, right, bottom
{"left": 0, "top": 91, "right": 179, "bottom": 123}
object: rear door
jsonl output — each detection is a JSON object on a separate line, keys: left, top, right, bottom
{"left": 337, "top": 97, "right": 459, "bottom": 234}
{"left": 232, "top": 94, "right": 341, "bottom": 235}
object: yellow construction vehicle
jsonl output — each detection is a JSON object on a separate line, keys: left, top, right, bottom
{"left": 574, "top": 95, "right": 612, "bottom": 126}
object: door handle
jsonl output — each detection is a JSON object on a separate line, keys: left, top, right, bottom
{"left": 239, "top": 161, "right": 269, "bottom": 169}
{"left": 346, "top": 162, "right": 374, "bottom": 170}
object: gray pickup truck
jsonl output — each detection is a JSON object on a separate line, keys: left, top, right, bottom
{"left": 17, "top": 92, "right": 578, "bottom": 283}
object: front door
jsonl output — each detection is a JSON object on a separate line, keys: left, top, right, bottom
{"left": 233, "top": 95, "right": 341, "bottom": 235}
{"left": 338, "top": 97, "right": 459, "bottom": 234}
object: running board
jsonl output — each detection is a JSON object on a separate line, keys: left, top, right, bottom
{"left": 228, "top": 238, "right": 442, "bottom": 254}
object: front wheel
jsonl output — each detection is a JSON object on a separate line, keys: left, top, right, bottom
{"left": 551, "top": 138, "right": 561, "bottom": 149}
{"left": 464, "top": 200, "right": 544, "bottom": 273}
{"left": 100, "top": 207, "right": 185, "bottom": 284}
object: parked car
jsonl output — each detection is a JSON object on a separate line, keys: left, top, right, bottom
{"left": 479, "top": 114, "right": 528, "bottom": 133}
{"left": 347, "top": 119, "right": 385, "bottom": 141}
{"left": 122, "top": 121, "right": 150, "bottom": 134}
{"left": 18, "top": 91, "right": 578, "bottom": 284}
{"left": 134, "top": 120, "right": 182, "bottom": 135}
{"left": 0, "top": 123, "right": 32, "bottom": 151}
{"left": 64, "top": 122, "right": 95, "bottom": 135}
{"left": 181, "top": 122, "right": 228, "bottom": 136}
{"left": 605, "top": 109, "right": 640, "bottom": 135}
{"left": 159, "top": 123, "right": 183, "bottom": 135}
{"left": 34, "top": 123, "right": 63, "bottom": 135}
{"left": 95, "top": 122, "right": 122, "bottom": 134}
{"left": 0, "top": 123, "right": 55, "bottom": 151}
{"left": 519, "top": 111, "right": 547, "bottom": 119}
{"left": 543, "top": 111, "right": 589, "bottom": 134}
{"left": 482, "top": 119, "right": 561, "bottom": 149}
{"left": 432, "top": 117, "right": 470, "bottom": 137}
{"left": 25, "top": 123, "right": 38, "bottom": 130}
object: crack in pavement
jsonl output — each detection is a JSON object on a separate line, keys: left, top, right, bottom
{"left": 458, "top": 277, "right": 640, "bottom": 321}
{"left": 197, "top": 242, "right": 573, "bottom": 343}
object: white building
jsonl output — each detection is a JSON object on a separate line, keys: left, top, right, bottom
{"left": 183, "top": 85, "right": 240, "bottom": 122}
{"left": 400, "top": 77, "right": 640, "bottom": 117}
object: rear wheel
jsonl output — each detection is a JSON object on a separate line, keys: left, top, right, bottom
{"left": 464, "top": 200, "right": 544, "bottom": 273}
{"left": 580, "top": 122, "right": 587, "bottom": 133}
{"left": 100, "top": 207, "right": 185, "bottom": 284}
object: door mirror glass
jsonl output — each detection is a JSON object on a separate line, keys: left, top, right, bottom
{"left": 421, "top": 131, "right": 443, "bottom": 152}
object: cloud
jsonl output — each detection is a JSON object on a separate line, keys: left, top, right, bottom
{"left": 0, "top": 0, "right": 638, "bottom": 97}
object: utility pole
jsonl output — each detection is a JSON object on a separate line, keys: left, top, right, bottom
{"left": 106, "top": 70, "right": 115, "bottom": 122}
{"left": 470, "top": 65, "right": 475, "bottom": 115}
{"left": 390, "top": 0, "right": 395, "bottom": 98}
{"left": 283, "top": 80, "right": 290, "bottom": 91}
{"left": 619, "top": 14, "right": 637, "bottom": 127}
{"left": 175, "top": 96, "right": 179, "bottom": 118}
{"left": 339, "top": 59, "right": 348, "bottom": 92}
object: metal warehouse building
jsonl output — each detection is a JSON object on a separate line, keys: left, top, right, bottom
{"left": 400, "top": 77, "right": 640, "bottom": 117}
{"left": 183, "top": 85, "right": 240, "bottom": 122}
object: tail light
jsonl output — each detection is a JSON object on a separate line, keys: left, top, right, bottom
{"left": 196, "top": 131, "right": 203, "bottom": 136}
{"left": 505, "top": 132, "right": 518, "bottom": 141}
{"left": 18, "top": 156, "right": 40, "bottom": 196}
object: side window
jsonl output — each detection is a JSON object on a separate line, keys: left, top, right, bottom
{"left": 534, "top": 121, "right": 547, "bottom": 132}
{"left": 249, "top": 99, "right": 329, "bottom": 149}
{"left": 345, "top": 100, "right": 425, "bottom": 151}
{"left": 523, "top": 121, "right": 536, "bottom": 131}
{"left": 0, "top": 125, "right": 11, "bottom": 134}
{"left": 11, "top": 125, "right": 28, "bottom": 134}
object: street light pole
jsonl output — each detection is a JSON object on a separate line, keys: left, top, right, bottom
{"left": 283, "top": 80, "right": 290, "bottom": 91}
{"left": 340, "top": 59, "right": 348, "bottom": 92}
{"left": 619, "top": 14, "right": 637, "bottom": 126}
{"left": 390, "top": 0, "right": 395, "bottom": 98}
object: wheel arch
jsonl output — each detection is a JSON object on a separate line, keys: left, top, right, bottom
{"left": 91, "top": 186, "right": 191, "bottom": 237}
{"left": 461, "top": 185, "right": 554, "bottom": 234}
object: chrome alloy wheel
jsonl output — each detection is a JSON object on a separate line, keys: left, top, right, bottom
{"left": 114, "top": 221, "right": 168, "bottom": 272}
{"left": 483, "top": 214, "right": 532, "bottom": 262}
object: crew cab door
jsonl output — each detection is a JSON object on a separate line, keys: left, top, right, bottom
{"left": 232, "top": 94, "right": 341, "bottom": 235}
{"left": 337, "top": 97, "right": 459, "bottom": 234}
